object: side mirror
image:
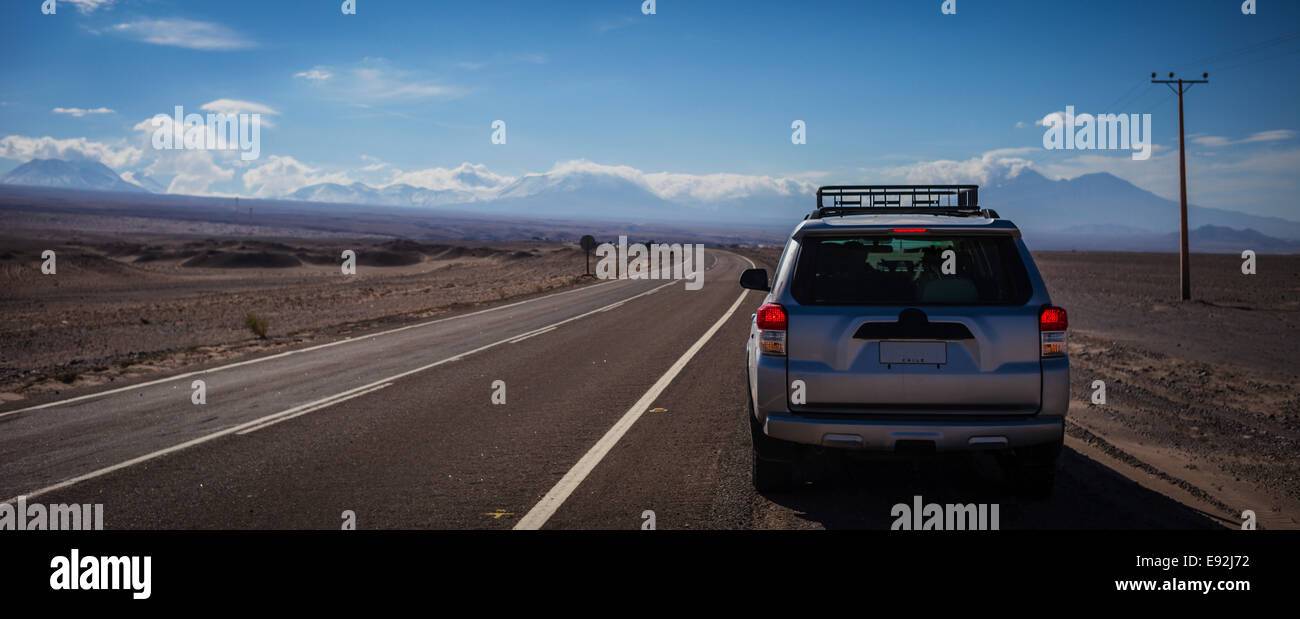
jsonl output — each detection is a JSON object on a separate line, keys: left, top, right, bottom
{"left": 739, "top": 268, "right": 770, "bottom": 292}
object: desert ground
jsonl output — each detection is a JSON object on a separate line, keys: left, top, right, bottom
{"left": 1036, "top": 251, "right": 1300, "bottom": 529}
{"left": 0, "top": 232, "right": 595, "bottom": 402}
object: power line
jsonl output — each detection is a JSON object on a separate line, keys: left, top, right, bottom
{"left": 1089, "top": 30, "right": 1298, "bottom": 117}
{"left": 1175, "top": 30, "right": 1300, "bottom": 72}
{"left": 1120, "top": 85, "right": 1165, "bottom": 112}
{"left": 1102, "top": 78, "right": 1148, "bottom": 111}
{"left": 1212, "top": 46, "right": 1300, "bottom": 73}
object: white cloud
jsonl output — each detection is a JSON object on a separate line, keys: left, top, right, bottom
{"left": 1195, "top": 129, "right": 1296, "bottom": 147}
{"left": 1242, "top": 129, "right": 1296, "bottom": 143}
{"left": 65, "top": 0, "right": 115, "bottom": 12}
{"left": 447, "top": 54, "right": 545, "bottom": 72}
{"left": 294, "top": 68, "right": 333, "bottom": 82}
{"left": 109, "top": 18, "right": 254, "bottom": 51}
{"left": 501, "top": 159, "right": 817, "bottom": 203}
{"left": 388, "top": 162, "right": 514, "bottom": 197}
{"left": 200, "top": 99, "right": 278, "bottom": 117}
{"left": 596, "top": 17, "right": 637, "bottom": 33}
{"left": 302, "top": 58, "right": 465, "bottom": 102}
{"left": 1191, "top": 135, "right": 1231, "bottom": 147}
{"left": 354, "top": 154, "right": 391, "bottom": 174}
{"left": 867, "top": 148, "right": 1040, "bottom": 186}
{"left": 198, "top": 98, "right": 279, "bottom": 128}
{"left": 52, "top": 107, "right": 115, "bottom": 117}
{"left": 237, "top": 157, "right": 822, "bottom": 204}
{"left": 129, "top": 115, "right": 238, "bottom": 194}
{"left": 356, "top": 68, "right": 461, "bottom": 99}
{"left": 145, "top": 148, "right": 235, "bottom": 194}
{"left": 240, "top": 158, "right": 514, "bottom": 200}
{"left": 0, "top": 134, "right": 141, "bottom": 169}
{"left": 241, "top": 155, "right": 348, "bottom": 198}
{"left": 644, "top": 169, "right": 814, "bottom": 201}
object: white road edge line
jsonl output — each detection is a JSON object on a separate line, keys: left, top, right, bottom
{"left": 514, "top": 255, "right": 756, "bottom": 530}
{"left": 237, "top": 382, "right": 393, "bottom": 435}
{"left": 0, "top": 278, "right": 621, "bottom": 419}
{"left": 4, "top": 279, "right": 678, "bottom": 504}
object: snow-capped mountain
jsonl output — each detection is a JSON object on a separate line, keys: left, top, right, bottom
{"left": 984, "top": 168, "right": 1300, "bottom": 240}
{"left": 287, "top": 162, "right": 813, "bottom": 222}
{"left": 3, "top": 157, "right": 1298, "bottom": 243}
{"left": 490, "top": 168, "right": 678, "bottom": 219}
{"left": 120, "top": 170, "right": 167, "bottom": 193}
{"left": 289, "top": 181, "right": 481, "bottom": 207}
{"left": 1, "top": 158, "right": 152, "bottom": 193}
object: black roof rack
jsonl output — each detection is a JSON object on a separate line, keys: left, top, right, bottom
{"left": 810, "top": 185, "right": 997, "bottom": 219}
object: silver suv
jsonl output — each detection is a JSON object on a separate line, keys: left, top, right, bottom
{"left": 740, "top": 185, "right": 1069, "bottom": 496}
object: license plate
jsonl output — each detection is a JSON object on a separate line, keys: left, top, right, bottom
{"left": 879, "top": 341, "right": 947, "bottom": 365}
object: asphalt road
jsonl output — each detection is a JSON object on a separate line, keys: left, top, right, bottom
{"left": 0, "top": 250, "right": 1223, "bottom": 529}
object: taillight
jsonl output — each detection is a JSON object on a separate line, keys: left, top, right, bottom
{"left": 756, "top": 303, "right": 787, "bottom": 356}
{"left": 1039, "top": 305, "right": 1068, "bottom": 357}
{"left": 756, "top": 303, "right": 787, "bottom": 330}
{"left": 892, "top": 228, "right": 928, "bottom": 233}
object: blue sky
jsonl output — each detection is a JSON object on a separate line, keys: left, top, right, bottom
{"left": 1, "top": 0, "right": 1298, "bottom": 218}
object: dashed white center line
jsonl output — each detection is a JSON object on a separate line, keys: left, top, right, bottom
{"left": 4, "top": 279, "right": 678, "bottom": 505}
{"left": 509, "top": 326, "right": 557, "bottom": 344}
{"left": 237, "top": 382, "right": 393, "bottom": 435}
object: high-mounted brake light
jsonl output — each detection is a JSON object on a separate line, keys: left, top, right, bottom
{"left": 892, "top": 228, "right": 928, "bottom": 233}
{"left": 755, "top": 303, "right": 787, "bottom": 356}
{"left": 1039, "top": 305, "right": 1068, "bottom": 357}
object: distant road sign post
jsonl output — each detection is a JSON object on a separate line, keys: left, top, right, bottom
{"left": 580, "top": 235, "right": 597, "bottom": 277}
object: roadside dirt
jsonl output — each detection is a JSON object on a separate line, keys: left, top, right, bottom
{"left": 1036, "top": 251, "right": 1300, "bottom": 529}
{"left": 0, "top": 234, "right": 592, "bottom": 406}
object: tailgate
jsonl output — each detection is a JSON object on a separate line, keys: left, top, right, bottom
{"left": 784, "top": 231, "right": 1041, "bottom": 415}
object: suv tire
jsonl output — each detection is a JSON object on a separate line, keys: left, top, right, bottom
{"left": 748, "top": 394, "right": 797, "bottom": 492}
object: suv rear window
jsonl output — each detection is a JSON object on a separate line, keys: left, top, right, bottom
{"left": 790, "top": 234, "right": 1032, "bottom": 306}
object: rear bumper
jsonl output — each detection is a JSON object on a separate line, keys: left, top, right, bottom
{"left": 763, "top": 414, "right": 1063, "bottom": 451}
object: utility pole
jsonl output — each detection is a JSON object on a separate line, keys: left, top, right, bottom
{"left": 1151, "top": 71, "right": 1208, "bottom": 301}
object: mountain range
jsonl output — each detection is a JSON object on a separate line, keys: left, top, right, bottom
{"left": 290, "top": 181, "right": 479, "bottom": 207}
{"left": 984, "top": 169, "right": 1300, "bottom": 242}
{"left": 3, "top": 157, "right": 1298, "bottom": 250}
{"left": 293, "top": 167, "right": 1300, "bottom": 241}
